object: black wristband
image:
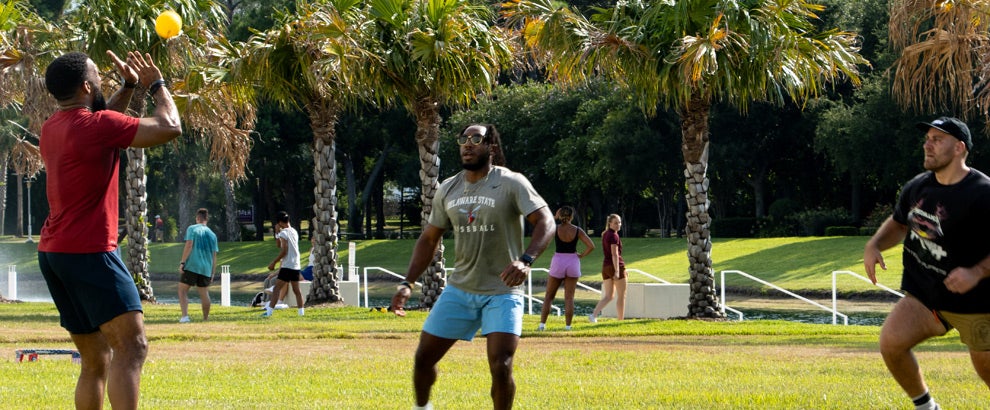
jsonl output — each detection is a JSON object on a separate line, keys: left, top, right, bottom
{"left": 148, "top": 79, "right": 166, "bottom": 96}
{"left": 123, "top": 80, "right": 137, "bottom": 89}
{"left": 519, "top": 254, "right": 535, "bottom": 266}
{"left": 400, "top": 280, "right": 413, "bottom": 290}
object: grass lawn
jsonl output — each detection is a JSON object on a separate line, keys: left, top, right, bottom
{"left": 1, "top": 302, "right": 986, "bottom": 409}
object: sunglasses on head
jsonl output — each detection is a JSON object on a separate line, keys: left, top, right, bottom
{"left": 457, "top": 133, "right": 487, "bottom": 145}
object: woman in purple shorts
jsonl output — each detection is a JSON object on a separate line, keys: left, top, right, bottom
{"left": 538, "top": 206, "right": 595, "bottom": 330}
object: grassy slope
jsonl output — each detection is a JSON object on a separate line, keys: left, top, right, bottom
{"left": 0, "top": 236, "right": 902, "bottom": 292}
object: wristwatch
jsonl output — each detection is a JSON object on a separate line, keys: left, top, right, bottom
{"left": 518, "top": 254, "right": 535, "bottom": 266}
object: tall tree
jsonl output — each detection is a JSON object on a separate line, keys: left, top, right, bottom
{"left": 505, "top": 0, "right": 866, "bottom": 317}
{"left": 242, "top": 0, "right": 376, "bottom": 304}
{"left": 366, "top": 0, "right": 513, "bottom": 306}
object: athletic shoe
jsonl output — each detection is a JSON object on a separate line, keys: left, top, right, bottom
{"left": 564, "top": 325, "right": 572, "bottom": 331}
{"left": 274, "top": 303, "right": 288, "bottom": 309}
{"left": 588, "top": 314, "right": 597, "bottom": 323}
{"left": 179, "top": 316, "right": 190, "bottom": 323}
{"left": 537, "top": 323, "right": 546, "bottom": 331}
{"left": 261, "top": 310, "right": 272, "bottom": 317}
{"left": 298, "top": 308, "right": 305, "bottom": 316}
{"left": 250, "top": 292, "right": 264, "bottom": 307}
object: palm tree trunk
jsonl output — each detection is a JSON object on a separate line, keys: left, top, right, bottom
{"left": 679, "top": 95, "right": 723, "bottom": 319}
{"left": 414, "top": 97, "right": 445, "bottom": 308}
{"left": 15, "top": 172, "right": 22, "bottom": 238}
{"left": 125, "top": 147, "right": 154, "bottom": 302}
{"left": 221, "top": 164, "right": 239, "bottom": 241}
{"left": 0, "top": 155, "right": 8, "bottom": 236}
{"left": 122, "top": 88, "right": 154, "bottom": 301}
{"left": 177, "top": 166, "right": 194, "bottom": 237}
{"left": 305, "top": 99, "right": 342, "bottom": 304}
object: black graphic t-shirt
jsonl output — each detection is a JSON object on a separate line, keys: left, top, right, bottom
{"left": 893, "top": 169, "right": 990, "bottom": 312}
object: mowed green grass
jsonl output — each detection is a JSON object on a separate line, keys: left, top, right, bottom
{"left": 0, "top": 235, "right": 901, "bottom": 293}
{"left": 1, "top": 302, "right": 986, "bottom": 409}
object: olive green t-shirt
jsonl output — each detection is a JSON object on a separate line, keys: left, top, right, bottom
{"left": 429, "top": 166, "right": 547, "bottom": 295}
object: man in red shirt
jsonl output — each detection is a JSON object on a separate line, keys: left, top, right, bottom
{"left": 38, "top": 50, "right": 181, "bottom": 409}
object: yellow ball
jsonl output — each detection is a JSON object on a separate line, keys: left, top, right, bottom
{"left": 155, "top": 10, "right": 182, "bottom": 39}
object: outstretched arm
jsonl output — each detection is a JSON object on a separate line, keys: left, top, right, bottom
{"left": 123, "top": 51, "right": 181, "bottom": 148}
{"left": 391, "top": 224, "right": 447, "bottom": 316}
{"left": 105, "top": 50, "right": 139, "bottom": 113}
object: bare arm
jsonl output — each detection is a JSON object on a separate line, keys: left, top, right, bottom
{"left": 105, "top": 50, "right": 138, "bottom": 113}
{"left": 179, "top": 240, "right": 193, "bottom": 272}
{"left": 500, "top": 206, "right": 555, "bottom": 286}
{"left": 402, "top": 224, "right": 447, "bottom": 283}
{"left": 611, "top": 244, "right": 621, "bottom": 272}
{"left": 121, "top": 51, "right": 181, "bottom": 148}
{"left": 577, "top": 228, "right": 595, "bottom": 258}
{"left": 268, "top": 237, "right": 288, "bottom": 271}
{"left": 863, "top": 216, "right": 909, "bottom": 284}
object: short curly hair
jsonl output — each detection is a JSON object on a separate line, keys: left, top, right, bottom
{"left": 44, "top": 52, "right": 90, "bottom": 101}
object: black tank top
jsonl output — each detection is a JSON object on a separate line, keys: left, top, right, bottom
{"left": 554, "top": 227, "right": 579, "bottom": 254}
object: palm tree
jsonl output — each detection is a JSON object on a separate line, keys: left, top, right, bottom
{"left": 889, "top": 0, "right": 990, "bottom": 121}
{"left": 241, "top": 0, "right": 376, "bottom": 304}
{"left": 366, "top": 0, "right": 513, "bottom": 306}
{"left": 505, "top": 0, "right": 866, "bottom": 318}
{"left": 1, "top": 2, "right": 58, "bottom": 240}
{"left": 65, "top": 0, "right": 232, "bottom": 300}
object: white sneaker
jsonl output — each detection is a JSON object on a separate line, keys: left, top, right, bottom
{"left": 298, "top": 308, "right": 305, "bottom": 316}
{"left": 565, "top": 325, "right": 572, "bottom": 331}
{"left": 588, "top": 314, "right": 597, "bottom": 323}
{"left": 537, "top": 323, "right": 546, "bottom": 331}
{"left": 179, "top": 316, "right": 190, "bottom": 323}
{"left": 274, "top": 303, "right": 288, "bottom": 309}
{"left": 261, "top": 309, "right": 272, "bottom": 317}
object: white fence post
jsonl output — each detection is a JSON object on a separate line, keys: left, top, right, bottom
{"left": 220, "top": 265, "right": 231, "bottom": 306}
{"left": 7, "top": 265, "right": 16, "bottom": 300}
{"left": 348, "top": 241, "right": 356, "bottom": 282}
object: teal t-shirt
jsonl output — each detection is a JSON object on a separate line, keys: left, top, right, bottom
{"left": 184, "top": 224, "right": 218, "bottom": 277}
{"left": 429, "top": 166, "right": 547, "bottom": 295}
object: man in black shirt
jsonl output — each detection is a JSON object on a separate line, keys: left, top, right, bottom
{"left": 865, "top": 116, "right": 990, "bottom": 410}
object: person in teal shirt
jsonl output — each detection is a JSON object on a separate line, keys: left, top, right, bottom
{"left": 178, "top": 208, "right": 219, "bottom": 322}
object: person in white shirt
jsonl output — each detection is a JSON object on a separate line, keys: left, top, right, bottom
{"left": 262, "top": 211, "right": 304, "bottom": 317}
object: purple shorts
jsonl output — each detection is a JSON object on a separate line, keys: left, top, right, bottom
{"left": 548, "top": 253, "right": 581, "bottom": 279}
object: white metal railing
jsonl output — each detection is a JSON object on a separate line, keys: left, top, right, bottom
{"left": 362, "top": 267, "right": 422, "bottom": 308}
{"left": 369, "top": 266, "right": 561, "bottom": 316}
{"left": 832, "top": 270, "right": 904, "bottom": 325}
{"left": 720, "top": 269, "right": 849, "bottom": 325}
{"left": 626, "top": 268, "right": 671, "bottom": 284}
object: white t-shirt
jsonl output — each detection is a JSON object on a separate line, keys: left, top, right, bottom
{"left": 276, "top": 226, "right": 302, "bottom": 270}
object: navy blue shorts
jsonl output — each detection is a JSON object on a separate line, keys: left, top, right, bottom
{"left": 38, "top": 250, "right": 143, "bottom": 334}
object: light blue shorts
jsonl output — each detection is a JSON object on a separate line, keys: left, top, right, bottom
{"left": 422, "top": 285, "right": 524, "bottom": 341}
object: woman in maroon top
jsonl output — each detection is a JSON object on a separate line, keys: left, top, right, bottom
{"left": 589, "top": 214, "right": 627, "bottom": 322}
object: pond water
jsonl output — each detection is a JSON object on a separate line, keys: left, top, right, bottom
{"left": 3, "top": 275, "right": 886, "bottom": 326}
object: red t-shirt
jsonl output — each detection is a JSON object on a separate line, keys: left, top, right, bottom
{"left": 39, "top": 108, "right": 139, "bottom": 253}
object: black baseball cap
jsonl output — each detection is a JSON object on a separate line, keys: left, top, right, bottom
{"left": 916, "top": 116, "right": 972, "bottom": 151}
